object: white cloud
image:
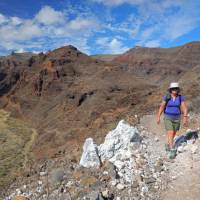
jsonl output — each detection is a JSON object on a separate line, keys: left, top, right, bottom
{"left": 68, "top": 17, "right": 97, "bottom": 30}
{"left": 15, "top": 48, "right": 25, "bottom": 53}
{"left": 105, "top": 23, "right": 137, "bottom": 35}
{"left": 140, "top": 27, "right": 155, "bottom": 41}
{"left": 0, "top": 5, "right": 100, "bottom": 55}
{"left": 144, "top": 40, "right": 160, "bottom": 47}
{"left": 96, "top": 37, "right": 108, "bottom": 45}
{"left": 0, "top": 21, "right": 43, "bottom": 43}
{"left": 35, "top": 5, "right": 65, "bottom": 25}
{"left": 0, "top": 1, "right": 199, "bottom": 55}
{"left": 93, "top": 0, "right": 200, "bottom": 45}
{"left": 0, "top": 13, "right": 8, "bottom": 24}
{"left": 10, "top": 17, "right": 23, "bottom": 25}
{"left": 164, "top": 16, "right": 197, "bottom": 40}
{"left": 96, "top": 37, "right": 128, "bottom": 54}
{"left": 162, "top": 1, "right": 200, "bottom": 40}
{"left": 132, "top": 1, "right": 194, "bottom": 43}
{"left": 92, "top": 0, "right": 145, "bottom": 6}
{"left": 109, "top": 38, "right": 128, "bottom": 53}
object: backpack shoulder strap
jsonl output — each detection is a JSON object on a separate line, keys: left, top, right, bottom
{"left": 166, "top": 93, "right": 171, "bottom": 100}
{"left": 179, "top": 94, "right": 182, "bottom": 108}
{"left": 178, "top": 94, "right": 182, "bottom": 104}
{"left": 164, "top": 94, "right": 171, "bottom": 113}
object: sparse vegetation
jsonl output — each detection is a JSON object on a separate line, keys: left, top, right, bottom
{"left": 0, "top": 109, "right": 36, "bottom": 189}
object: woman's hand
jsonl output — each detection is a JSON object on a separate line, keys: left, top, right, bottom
{"left": 183, "top": 116, "right": 189, "bottom": 127}
{"left": 157, "top": 116, "right": 161, "bottom": 124}
{"left": 157, "top": 101, "right": 165, "bottom": 125}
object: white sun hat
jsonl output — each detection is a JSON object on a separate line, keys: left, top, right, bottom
{"left": 169, "top": 82, "right": 179, "bottom": 89}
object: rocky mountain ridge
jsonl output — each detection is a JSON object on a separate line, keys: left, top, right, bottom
{"left": 1, "top": 41, "right": 200, "bottom": 197}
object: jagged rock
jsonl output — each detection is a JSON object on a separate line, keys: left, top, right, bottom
{"left": 131, "top": 180, "right": 139, "bottom": 188}
{"left": 101, "top": 191, "right": 114, "bottom": 200}
{"left": 102, "top": 161, "right": 117, "bottom": 179}
{"left": 39, "top": 171, "right": 47, "bottom": 176}
{"left": 98, "top": 120, "right": 141, "bottom": 162}
{"left": 136, "top": 157, "right": 147, "bottom": 168}
{"left": 79, "top": 120, "right": 144, "bottom": 186}
{"left": 37, "top": 180, "right": 42, "bottom": 185}
{"left": 116, "top": 183, "right": 125, "bottom": 190}
{"left": 80, "top": 138, "right": 101, "bottom": 168}
{"left": 110, "top": 179, "right": 118, "bottom": 186}
{"left": 85, "top": 191, "right": 103, "bottom": 200}
{"left": 66, "top": 180, "right": 73, "bottom": 188}
{"left": 154, "top": 158, "right": 164, "bottom": 173}
{"left": 141, "top": 184, "right": 149, "bottom": 196}
{"left": 154, "top": 137, "right": 159, "bottom": 142}
{"left": 144, "top": 177, "right": 156, "bottom": 184}
{"left": 103, "top": 171, "right": 108, "bottom": 175}
{"left": 101, "top": 188, "right": 109, "bottom": 198}
{"left": 112, "top": 160, "right": 124, "bottom": 170}
{"left": 100, "top": 173, "right": 111, "bottom": 183}
{"left": 49, "top": 168, "right": 65, "bottom": 184}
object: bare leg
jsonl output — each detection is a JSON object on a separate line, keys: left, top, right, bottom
{"left": 172, "top": 131, "right": 177, "bottom": 148}
{"left": 167, "top": 130, "right": 176, "bottom": 149}
{"left": 167, "top": 133, "right": 169, "bottom": 145}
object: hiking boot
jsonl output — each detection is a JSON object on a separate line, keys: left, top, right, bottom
{"left": 169, "top": 148, "right": 177, "bottom": 159}
{"left": 165, "top": 144, "right": 170, "bottom": 152}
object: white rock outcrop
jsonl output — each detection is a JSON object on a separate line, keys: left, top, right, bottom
{"left": 79, "top": 138, "right": 101, "bottom": 168}
{"left": 79, "top": 120, "right": 142, "bottom": 184}
{"left": 98, "top": 120, "right": 141, "bottom": 162}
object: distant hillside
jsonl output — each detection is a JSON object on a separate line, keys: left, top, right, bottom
{"left": 92, "top": 54, "right": 119, "bottom": 62}
{"left": 0, "top": 52, "right": 36, "bottom": 61}
{"left": 113, "top": 41, "right": 200, "bottom": 83}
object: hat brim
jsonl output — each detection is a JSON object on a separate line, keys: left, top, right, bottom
{"left": 169, "top": 87, "right": 180, "bottom": 89}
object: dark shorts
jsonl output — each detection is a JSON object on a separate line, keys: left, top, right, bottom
{"left": 164, "top": 116, "right": 181, "bottom": 131}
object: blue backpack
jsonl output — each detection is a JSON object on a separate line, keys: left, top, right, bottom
{"left": 174, "top": 130, "right": 198, "bottom": 147}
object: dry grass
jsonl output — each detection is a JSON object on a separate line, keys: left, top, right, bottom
{"left": 0, "top": 109, "right": 36, "bottom": 190}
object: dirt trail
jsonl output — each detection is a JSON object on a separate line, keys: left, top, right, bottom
{"left": 23, "top": 128, "right": 38, "bottom": 168}
{"left": 140, "top": 114, "right": 200, "bottom": 200}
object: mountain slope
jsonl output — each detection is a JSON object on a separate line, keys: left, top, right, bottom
{"left": 113, "top": 41, "right": 200, "bottom": 83}
{"left": 0, "top": 45, "right": 155, "bottom": 161}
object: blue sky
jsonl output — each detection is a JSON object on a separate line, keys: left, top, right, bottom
{"left": 0, "top": 0, "right": 200, "bottom": 55}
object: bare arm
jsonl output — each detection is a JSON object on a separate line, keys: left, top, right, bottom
{"left": 181, "top": 101, "right": 188, "bottom": 116}
{"left": 157, "top": 101, "right": 166, "bottom": 124}
{"left": 181, "top": 101, "right": 189, "bottom": 126}
{"left": 157, "top": 101, "right": 166, "bottom": 117}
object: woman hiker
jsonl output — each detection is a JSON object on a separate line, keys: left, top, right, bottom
{"left": 156, "top": 82, "right": 189, "bottom": 159}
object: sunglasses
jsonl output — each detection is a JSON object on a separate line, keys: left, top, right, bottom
{"left": 171, "top": 87, "right": 179, "bottom": 91}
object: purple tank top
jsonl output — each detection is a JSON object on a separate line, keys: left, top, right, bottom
{"left": 163, "top": 95, "right": 185, "bottom": 119}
